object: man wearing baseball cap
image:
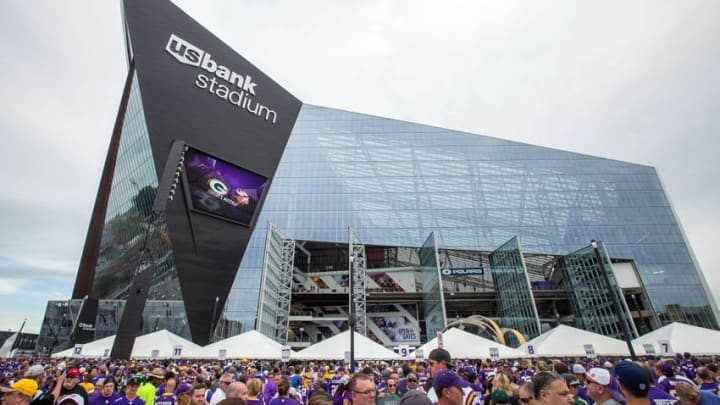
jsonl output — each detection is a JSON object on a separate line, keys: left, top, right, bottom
{"left": 585, "top": 368, "right": 625, "bottom": 405}
{"left": 425, "top": 350, "right": 481, "bottom": 405}
{"left": 615, "top": 362, "right": 650, "bottom": 405}
{"left": 432, "top": 371, "right": 469, "bottom": 405}
{"left": 1, "top": 379, "right": 39, "bottom": 405}
{"left": 58, "top": 368, "right": 89, "bottom": 405}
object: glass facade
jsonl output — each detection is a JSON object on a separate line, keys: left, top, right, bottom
{"left": 557, "top": 242, "right": 638, "bottom": 339}
{"left": 489, "top": 237, "right": 541, "bottom": 339}
{"left": 223, "top": 104, "right": 717, "bottom": 333}
{"left": 420, "top": 232, "right": 447, "bottom": 339}
{"left": 92, "top": 72, "right": 183, "bottom": 303}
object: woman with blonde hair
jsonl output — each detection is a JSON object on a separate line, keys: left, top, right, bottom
{"left": 246, "top": 378, "right": 265, "bottom": 405}
{"left": 487, "top": 373, "right": 519, "bottom": 405}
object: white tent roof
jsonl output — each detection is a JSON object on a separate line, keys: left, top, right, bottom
{"left": 518, "top": 324, "right": 642, "bottom": 357}
{"left": 417, "top": 327, "right": 527, "bottom": 359}
{"left": 131, "top": 329, "right": 203, "bottom": 359}
{"left": 632, "top": 322, "right": 720, "bottom": 356}
{"left": 52, "top": 330, "right": 203, "bottom": 359}
{"left": 293, "top": 330, "right": 400, "bottom": 360}
{"left": 52, "top": 334, "right": 116, "bottom": 358}
{"left": 196, "top": 330, "right": 288, "bottom": 359}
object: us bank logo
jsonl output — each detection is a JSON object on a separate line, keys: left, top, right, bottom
{"left": 165, "top": 34, "right": 278, "bottom": 124}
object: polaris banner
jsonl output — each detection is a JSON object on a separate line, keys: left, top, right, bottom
{"left": 440, "top": 267, "right": 484, "bottom": 276}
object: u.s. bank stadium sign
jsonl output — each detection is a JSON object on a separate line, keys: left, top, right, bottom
{"left": 441, "top": 267, "right": 484, "bottom": 276}
{"left": 165, "top": 34, "right": 278, "bottom": 124}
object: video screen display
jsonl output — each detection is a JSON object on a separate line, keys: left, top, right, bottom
{"left": 183, "top": 147, "right": 267, "bottom": 226}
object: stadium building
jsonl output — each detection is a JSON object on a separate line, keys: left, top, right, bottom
{"left": 37, "top": 0, "right": 718, "bottom": 355}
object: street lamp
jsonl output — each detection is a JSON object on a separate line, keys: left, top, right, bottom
{"left": 299, "top": 327, "right": 304, "bottom": 342}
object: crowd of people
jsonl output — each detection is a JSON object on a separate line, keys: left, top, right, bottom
{"left": 2, "top": 349, "right": 720, "bottom": 405}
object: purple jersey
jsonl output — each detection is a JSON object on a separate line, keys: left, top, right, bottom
{"left": 114, "top": 397, "right": 145, "bottom": 405}
{"left": 657, "top": 375, "right": 696, "bottom": 396}
{"left": 90, "top": 392, "right": 121, "bottom": 405}
{"left": 680, "top": 361, "right": 696, "bottom": 380}
{"left": 518, "top": 370, "right": 535, "bottom": 384}
{"left": 154, "top": 394, "right": 177, "bottom": 405}
{"left": 647, "top": 387, "right": 675, "bottom": 405}
{"left": 268, "top": 398, "right": 302, "bottom": 405}
{"left": 330, "top": 376, "right": 343, "bottom": 395}
{"left": 700, "top": 382, "right": 719, "bottom": 393}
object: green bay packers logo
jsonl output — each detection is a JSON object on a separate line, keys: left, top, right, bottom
{"left": 208, "top": 178, "right": 229, "bottom": 195}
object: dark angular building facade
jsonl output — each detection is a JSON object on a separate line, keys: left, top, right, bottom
{"left": 60, "top": 0, "right": 717, "bottom": 351}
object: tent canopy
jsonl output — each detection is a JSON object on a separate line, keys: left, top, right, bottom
{"left": 417, "top": 327, "right": 527, "bottom": 359}
{"left": 293, "top": 330, "right": 400, "bottom": 360}
{"left": 197, "top": 330, "right": 288, "bottom": 359}
{"left": 518, "top": 324, "right": 641, "bottom": 357}
{"left": 632, "top": 322, "right": 720, "bottom": 356}
{"left": 52, "top": 334, "right": 116, "bottom": 358}
{"left": 52, "top": 330, "right": 202, "bottom": 359}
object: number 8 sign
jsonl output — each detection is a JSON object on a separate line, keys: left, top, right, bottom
{"left": 525, "top": 344, "right": 536, "bottom": 356}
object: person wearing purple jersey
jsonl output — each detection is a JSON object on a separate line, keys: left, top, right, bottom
{"left": 571, "top": 365, "right": 590, "bottom": 405}
{"left": 268, "top": 381, "right": 301, "bottom": 405}
{"left": 697, "top": 368, "right": 718, "bottom": 394}
{"left": 156, "top": 378, "right": 178, "bottom": 405}
{"left": 675, "top": 382, "right": 720, "bottom": 405}
{"left": 245, "top": 379, "right": 263, "bottom": 405}
{"left": 90, "top": 379, "right": 120, "bottom": 405}
{"left": 656, "top": 362, "right": 696, "bottom": 397}
{"left": 584, "top": 368, "right": 624, "bottom": 405}
{"left": 331, "top": 369, "right": 346, "bottom": 396}
{"left": 680, "top": 354, "right": 697, "bottom": 381}
{"left": 331, "top": 377, "right": 350, "bottom": 405}
{"left": 114, "top": 378, "right": 145, "bottom": 405}
{"left": 425, "top": 349, "right": 482, "bottom": 405}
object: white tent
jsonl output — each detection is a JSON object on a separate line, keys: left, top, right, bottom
{"left": 52, "top": 334, "right": 116, "bottom": 358}
{"left": 131, "top": 329, "right": 203, "bottom": 359}
{"left": 293, "top": 330, "right": 400, "bottom": 360}
{"left": 518, "top": 324, "right": 642, "bottom": 357}
{"left": 52, "top": 330, "right": 202, "bottom": 359}
{"left": 196, "top": 330, "right": 288, "bottom": 359}
{"left": 632, "top": 322, "right": 720, "bottom": 356}
{"left": 417, "top": 327, "right": 527, "bottom": 359}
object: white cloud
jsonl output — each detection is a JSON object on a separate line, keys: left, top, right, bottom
{"left": 0, "top": 278, "right": 24, "bottom": 295}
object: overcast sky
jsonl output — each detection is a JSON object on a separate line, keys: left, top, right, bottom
{"left": 1, "top": 1, "right": 719, "bottom": 333}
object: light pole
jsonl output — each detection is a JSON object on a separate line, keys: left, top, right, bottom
{"left": 299, "top": 327, "right": 304, "bottom": 342}
{"left": 591, "top": 240, "right": 637, "bottom": 360}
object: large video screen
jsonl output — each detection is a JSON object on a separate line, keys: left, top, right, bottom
{"left": 183, "top": 147, "right": 267, "bottom": 226}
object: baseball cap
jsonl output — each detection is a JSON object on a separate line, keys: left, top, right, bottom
{"left": 127, "top": 377, "right": 142, "bottom": 386}
{"left": 399, "top": 390, "right": 433, "bottom": 405}
{"left": 25, "top": 365, "right": 45, "bottom": 378}
{"left": 491, "top": 390, "right": 509, "bottom": 404}
{"left": 432, "top": 370, "right": 469, "bottom": 393}
{"left": 561, "top": 373, "right": 580, "bottom": 387}
{"left": 572, "top": 364, "right": 586, "bottom": 374}
{"left": 57, "top": 394, "right": 84, "bottom": 405}
{"left": 660, "top": 362, "right": 674, "bottom": 375}
{"left": 586, "top": 368, "right": 625, "bottom": 404}
{"left": 615, "top": 361, "right": 650, "bottom": 395}
{"left": 406, "top": 373, "right": 418, "bottom": 381}
{"left": 176, "top": 384, "right": 192, "bottom": 396}
{"left": 66, "top": 368, "right": 81, "bottom": 378}
{"left": 428, "top": 348, "right": 454, "bottom": 367}
{"left": 0, "top": 379, "right": 39, "bottom": 397}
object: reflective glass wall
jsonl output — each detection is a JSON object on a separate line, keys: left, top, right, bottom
{"left": 222, "top": 104, "right": 717, "bottom": 334}
{"left": 91, "top": 73, "right": 183, "bottom": 303}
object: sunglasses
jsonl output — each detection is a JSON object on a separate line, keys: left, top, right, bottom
{"left": 520, "top": 398, "right": 532, "bottom": 404}
{"left": 407, "top": 379, "right": 418, "bottom": 383}
{"left": 388, "top": 384, "right": 397, "bottom": 388}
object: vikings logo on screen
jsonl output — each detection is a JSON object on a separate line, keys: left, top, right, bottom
{"left": 183, "top": 147, "right": 267, "bottom": 225}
